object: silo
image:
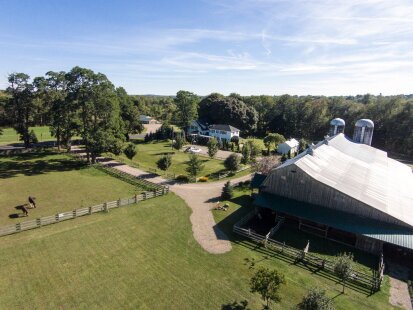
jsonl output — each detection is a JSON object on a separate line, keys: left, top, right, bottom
{"left": 329, "top": 118, "right": 345, "bottom": 136}
{"left": 353, "top": 119, "right": 374, "bottom": 145}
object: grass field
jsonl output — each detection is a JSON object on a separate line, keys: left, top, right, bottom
{"left": 0, "top": 126, "right": 54, "bottom": 145}
{"left": 109, "top": 140, "right": 227, "bottom": 179}
{"left": 0, "top": 189, "right": 394, "bottom": 309}
{"left": 0, "top": 152, "right": 141, "bottom": 226}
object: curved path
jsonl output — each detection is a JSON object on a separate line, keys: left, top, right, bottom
{"left": 71, "top": 147, "right": 251, "bottom": 254}
{"left": 113, "top": 162, "right": 251, "bottom": 254}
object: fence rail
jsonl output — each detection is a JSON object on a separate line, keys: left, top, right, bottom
{"left": 233, "top": 214, "right": 384, "bottom": 292}
{"left": 0, "top": 187, "right": 169, "bottom": 238}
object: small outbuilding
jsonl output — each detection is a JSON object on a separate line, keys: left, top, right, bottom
{"left": 277, "top": 138, "right": 299, "bottom": 155}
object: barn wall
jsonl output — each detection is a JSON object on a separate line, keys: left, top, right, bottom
{"left": 262, "top": 164, "right": 409, "bottom": 228}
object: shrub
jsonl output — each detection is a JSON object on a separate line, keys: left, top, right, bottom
{"left": 175, "top": 175, "right": 189, "bottom": 183}
{"left": 224, "top": 154, "right": 241, "bottom": 172}
{"left": 221, "top": 181, "right": 233, "bottom": 200}
{"left": 198, "top": 176, "right": 208, "bottom": 182}
{"left": 297, "top": 288, "right": 335, "bottom": 310}
{"left": 157, "top": 154, "right": 172, "bottom": 171}
{"left": 123, "top": 143, "right": 137, "bottom": 160}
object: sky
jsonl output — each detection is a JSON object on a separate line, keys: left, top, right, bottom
{"left": 0, "top": 0, "right": 413, "bottom": 96}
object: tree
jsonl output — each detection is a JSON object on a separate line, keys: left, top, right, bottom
{"left": 186, "top": 154, "right": 204, "bottom": 179}
{"left": 246, "top": 140, "right": 262, "bottom": 162}
{"left": 29, "top": 129, "right": 38, "bottom": 144}
{"left": 174, "top": 90, "right": 199, "bottom": 132}
{"left": 224, "top": 154, "right": 241, "bottom": 172}
{"left": 157, "top": 154, "right": 172, "bottom": 171}
{"left": 250, "top": 267, "right": 286, "bottom": 309}
{"left": 298, "top": 138, "right": 309, "bottom": 153}
{"left": 241, "top": 143, "right": 251, "bottom": 164}
{"left": 254, "top": 156, "right": 280, "bottom": 174}
{"left": 297, "top": 288, "right": 335, "bottom": 310}
{"left": 66, "top": 67, "right": 125, "bottom": 163}
{"left": 207, "top": 137, "right": 219, "bottom": 158}
{"left": 333, "top": 252, "right": 354, "bottom": 293}
{"left": 263, "top": 133, "right": 285, "bottom": 155}
{"left": 123, "top": 143, "right": 137, "bottom": 160}
{"left": 116, "top": 87, "right": 144, "bottom": 140}
{"left": 5, "top": 73, "right": 35, "bottom": 147}
{"left": 221, "top": 181, "right": 233, "bottom": 200}
{"left": 173, "top": 135, "right": 185, "bottom": 150}
{"left": 198, "top": 93, "right": 258, "bottom": 134}
{"left": 221, "top": 300, "right": 250, "bottom": 310}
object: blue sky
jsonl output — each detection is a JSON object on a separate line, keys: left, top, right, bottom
{"left": 1, "top": 0, "right": 412, "bottom": 95}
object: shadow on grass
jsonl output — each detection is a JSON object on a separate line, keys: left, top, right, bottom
{"left": 213, "top": 194, "right": 375, "bottom": 296}
{"left": 0, "top": 151, "right": 88, "bottom": 179}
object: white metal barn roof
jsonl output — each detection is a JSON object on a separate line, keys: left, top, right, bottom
{"left": 277, "top": 134, "right": 413, "bottom": 228}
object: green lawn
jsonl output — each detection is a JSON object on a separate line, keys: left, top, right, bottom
{"left": 109, "top": 140, "right": 227, "bottom": 179}
{"left": 0, "top": 152, "right": 141, "bottom": 226}
{"left": 0, "top": 126, "right": 54, "bottom": 145}
{"left": 0, "top": 190, "right": 394, "bottom": 309}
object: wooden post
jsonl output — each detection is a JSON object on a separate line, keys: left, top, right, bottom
{"left": 104, "top": 202, "right": 109, "bottom": 213}
{"left": 135, "top": 194, "right": 138, "bottom": 203}
{"left": 143, "top": 192, "right": 147, "bottom": 200}
{"left": 73, "top": 210, "right": 77, "bottom": 218}
{"left": 118, "top": 198, "right": 121, "bottom": 207}
{"left": 89, "top": 206, "right": 93, "bottom": 215}
{"left": 16, "top": 223, "right": 21, "bottom": 232}
{"left": 37, "top": 218, "right": 41, "bottom": 227}
{"left": 55, "top": 214, "right": 59, "bottom": 222}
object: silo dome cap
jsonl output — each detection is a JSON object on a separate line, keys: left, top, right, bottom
{"left": 355, "top": 119, "right": 374, "bottom": 128}
{"left": 330, "top": 118, "right": 345, "bottom": 126}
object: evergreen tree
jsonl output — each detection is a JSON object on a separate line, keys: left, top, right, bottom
{"left": 221, "top": 181, "right": 233, "bottom": 200}
{"left": 186, "top": 154, "right": 204, "bottom": 179}
{"left": 207, "top": 137, "right": 219, "bottom": 158}
{"left": 157, "top": 154, "right": 172, "bottom": 171}
{"left": 124, "top": 143, "right": 137, "bottom": 160}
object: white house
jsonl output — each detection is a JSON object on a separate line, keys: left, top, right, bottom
{"left": 277, "top": 138, "right": 299, "bottom": 155}
{"left": 208, "top": 124, "right": 240, "bottom": 142}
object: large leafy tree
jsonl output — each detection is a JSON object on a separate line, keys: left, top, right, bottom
{"left": 43, "top": 71, "right": 79, "bottom": 150}
{"left": 199, "top": 93, "right": 258, "bottom": 134}
{"left": 5, "top": 73, "right": 35, "bottom": 147}
{"left": 116, "top": 87, "right": 143, "bottom": 140}
{"left": 263, "top": 133, "right": 285, "bottom": 154}
{"left": 186, "top": 154, "right": 204, "bottom": 179}
{"left": 66, "top": 67, "right": 124, "bottom": 163}
{"left": 174, "top": 90, "right": 199, "bottom": 132}
{"left": 297, "top": 288, "right": 335, "bottom": 310}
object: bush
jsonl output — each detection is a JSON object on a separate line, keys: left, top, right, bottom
{"left": 297, "top": 288, "right": 335, "bottom": 310}
{"left": 221, "top": 181, "right": 233, "bottom": 200}
{"left": 123, "top": 143, "right": 137, "bottom": 160}
{"left": 198, "top": 176, "right": 208, "bottom": 182}
{"left": 157, "top": 154, "right": 172, "bottom": 171}
{"left": 224, "top": 154, "right": 241, "bottom": 172}
{"left": 175, "top": 175, "right": 189, "bottom": 183}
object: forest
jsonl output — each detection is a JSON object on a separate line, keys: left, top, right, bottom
{"left": 1, "top": 67, "right": 412, "bottom": 157}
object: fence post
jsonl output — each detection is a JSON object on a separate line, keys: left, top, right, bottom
{"left": 104, "top": 202, "right": 109, "bottom": 213}
{"left": 55, "top": 214, "right": 59, "bottom": 222}
{"left": 143, "top": 192, "right": 147, "bottom": 200}
{"left": 16, "top": 223, "right": 21, "bottom": 232}
{"left": 135, "top": 194, "right": 138, "bottom": 203}
{"left": 37, "top": 218, "right": 41, "bottom": 227}
{"left": 89, "top": 206, "right": 93, "bottom": 215}
{"left": 73, "top": 209, "right": 77, "bottom": 218}
{"left": 118, "top": 198, "right": 121, "bottom": 207}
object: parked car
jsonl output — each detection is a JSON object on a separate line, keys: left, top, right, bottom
{"left": 185, "top": 146, "right": 201, "bottom": 153}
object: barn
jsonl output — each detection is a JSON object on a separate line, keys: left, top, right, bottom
{"left": 254, "top": 133, "right": 413, "bottom": 257}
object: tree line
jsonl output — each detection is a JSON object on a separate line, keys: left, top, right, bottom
{"left": 1, "top": 68, "right": 412, "bottom": 156}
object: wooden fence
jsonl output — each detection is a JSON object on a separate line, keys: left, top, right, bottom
{"left": 233, "top": 213, "right": 384, "bottom": 293}
{"left": 0, "top": 187, "right": 169, "bottom": 237}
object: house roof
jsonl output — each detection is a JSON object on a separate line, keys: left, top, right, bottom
{"left": 271, "top": 133, "right": 413, "bottom": 228}
{"left": 255, "top": 193, "right": 413, "bottom": 250}
{"left": 191, "top": 120, "right": 209, "bottom": 131}
{"left": 139, "top": 115, "right": 152, "bottom": 121}
{"left": 209, "top": 124, "right": 240, "bottom": 132}
{"left": 279, "top": 138, "right": 299, "bottom": 148}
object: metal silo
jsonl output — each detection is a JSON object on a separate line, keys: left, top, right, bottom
{"left": 329, "top": 118, "right": 346, "bottom": 136}
{"left": 353, "top": 119, "right": 374, "bottom": 145}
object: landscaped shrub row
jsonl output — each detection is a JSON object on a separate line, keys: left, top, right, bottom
{"left": 94, "top": 164, "right": 163, "bottom": 191}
